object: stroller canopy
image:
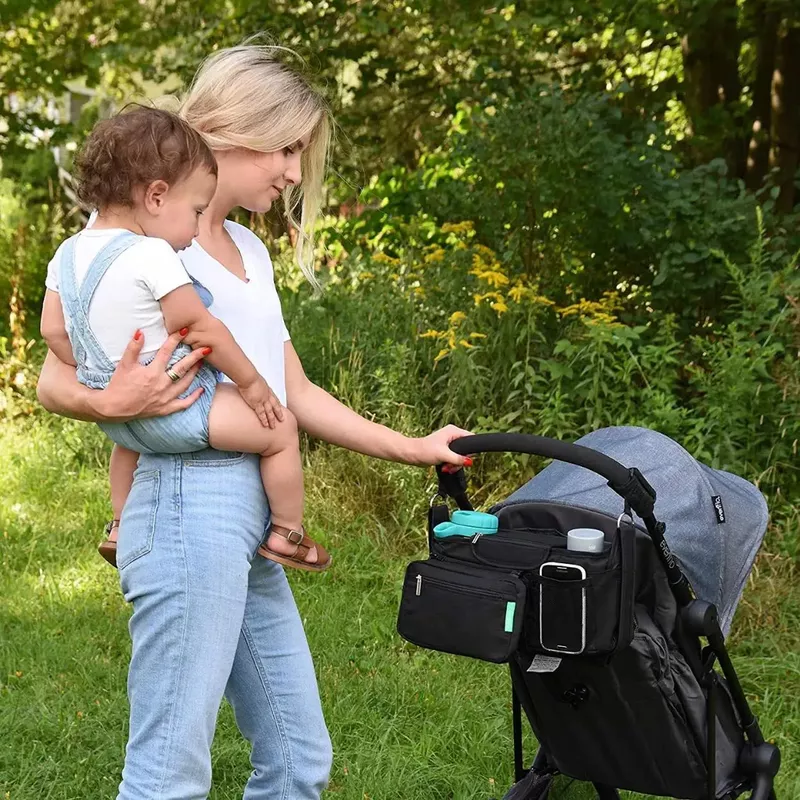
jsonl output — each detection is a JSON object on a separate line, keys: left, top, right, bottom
{"left": 502, "top": 426, "right": 768, "bottom": 634}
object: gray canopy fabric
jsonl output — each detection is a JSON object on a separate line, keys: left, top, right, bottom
{"left": 501, "top": 426, "right": 768, "bottom": 635}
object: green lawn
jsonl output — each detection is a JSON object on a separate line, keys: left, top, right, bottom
{"left": 1, "top": 418, "right": 798, "bottom": 799}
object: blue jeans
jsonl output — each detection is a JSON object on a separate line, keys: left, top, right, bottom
{"left": 116, "top": 448, "right": 332, "bottom": 799}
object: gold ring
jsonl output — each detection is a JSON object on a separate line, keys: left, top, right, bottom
{"left": 166, "top": 366, "right": 181, "bottom": 383}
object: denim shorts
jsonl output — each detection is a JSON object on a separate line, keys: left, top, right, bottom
{"left": 98, "top": 350, "right": 219, "bottom": 454}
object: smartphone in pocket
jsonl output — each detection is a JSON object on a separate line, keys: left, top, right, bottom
{"left": 539, "top": 561, "right": 586, "bottom": 655}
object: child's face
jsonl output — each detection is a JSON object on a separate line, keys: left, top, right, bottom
{"left": 142, "top": 168, "right": 217, "bottom": 251}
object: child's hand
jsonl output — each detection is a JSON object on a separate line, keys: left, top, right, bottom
{"left": 239, "top": 377, "right": 285, "bottom": 429}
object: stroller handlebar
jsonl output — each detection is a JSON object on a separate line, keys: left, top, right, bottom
{"left": 445, "top": 433, "right": 657, "bottom": 518}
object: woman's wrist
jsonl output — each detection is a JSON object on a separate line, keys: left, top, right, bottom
{"left": 86, "top": 386, "right": 121, "bottom": 422}
{"left": 392, "top": 433, "right": 423, "bottom": 465}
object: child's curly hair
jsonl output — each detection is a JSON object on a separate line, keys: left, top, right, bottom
{"left": 75, "top": 104, "right": 218, "bottom": 210}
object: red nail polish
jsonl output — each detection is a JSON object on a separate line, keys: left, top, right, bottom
{"left": 179, "top": 327, "right": 189, "bottom": 336}
{"left": 202, "top": 347, "right": 212, "bottom": 355}
{"left": 133, "top": 329, "right": 142, "bottom": 341}
{"left": 464, "top": 457, "right": 473, "bottom": 467}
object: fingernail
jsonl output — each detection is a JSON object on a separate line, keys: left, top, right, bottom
{"left": 202, "top": 347, "right": 212, "bottom": 355}
{"left": 133, "top": 329, "right": 142, "bottom": 341}
{"left": 464, "top": 457, "right": 473, "bottom": 467}
{"left": 179, "top": 327, "right": 189, "bottom": 336}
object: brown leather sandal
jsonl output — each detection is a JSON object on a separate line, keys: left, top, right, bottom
{"left": 98, "top": 519, "right": 119, "bottom": 568}
{"left": 257, "top": 525, "right": 331, "bottom": 573}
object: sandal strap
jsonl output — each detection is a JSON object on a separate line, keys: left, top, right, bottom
{"left": 270, "top": 525, "right": 309, "bottom": 548}
{"left": 268, "top": 525, "right": 318, "bottom": 561}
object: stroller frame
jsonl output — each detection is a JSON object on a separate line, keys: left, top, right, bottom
{"left": 436, "top": 433, "right": 781, "bottom": 800}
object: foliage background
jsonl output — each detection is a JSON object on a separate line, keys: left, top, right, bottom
{"left": 1, "top": 0, "right": 799, "bottom": 797}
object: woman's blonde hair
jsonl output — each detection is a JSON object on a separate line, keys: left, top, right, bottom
{"left": 179, "top": 42, "right": 332, "bottom": 285}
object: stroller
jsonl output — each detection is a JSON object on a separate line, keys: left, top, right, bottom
{"left": 397, "top": 428, "right": 781, "bottom": 800}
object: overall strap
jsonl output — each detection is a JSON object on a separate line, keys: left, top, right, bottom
{"left": 57, "top": 235, "right": 88, "bottom": 368}
{"left": 61, "top": 232, "right": 141, "bottom": 373}
{"left": 78, "top": 231, "right": 140, "bottom": 308}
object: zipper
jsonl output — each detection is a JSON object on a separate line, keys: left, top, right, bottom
{"left": 414, "top": 572, "right": 504, "bottom": 601}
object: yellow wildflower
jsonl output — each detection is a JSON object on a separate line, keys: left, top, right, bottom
{"left": 508, "top": 283, "right": 528, "bottom": 303}
{"left": 473, "top": 243, "right": 497, "bottom": 260}
{"left": 419, "top": 329, "right": 442, "bottom": 339}
{"left": 373, "top": 252, "right": 400, "bottom": 265}
{"left": 469, "top": 332, "right": 487, "bottom": 339}
{"left": 434, "top": 348, "right": 451, "bottom": 363}
{"left": 358, "top": 271, "right": 374, "bottom": 281}
{"left": 441, "top": 221, "right": 475, "bottom": 235}
{"left": 491, "top": 300, "right": 509, "bottom": 314}
{"left": 449, "top": 311, "right": 467, "bottom": 326}
{"left": 424, "top": 247, "right": 445, "bottom": 264}
{"left": 472, "top": 269, "right": 510, "bottom": 288}
{"left": 459, "top": 340, "right": 475, "bottom": 349}
{"left": 475, "top": 291, "right": 504, "bottom": 306}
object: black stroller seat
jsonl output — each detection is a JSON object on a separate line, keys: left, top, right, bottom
{"left": 397, "top": 431, "right": 780, "bottom": 800}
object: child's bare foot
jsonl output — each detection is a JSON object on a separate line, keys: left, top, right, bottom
{"left": 257, "top": 525, "right": 331, "bottom": 573}
{"left": 98, "top": 520, "right": 119, "bottom": 568}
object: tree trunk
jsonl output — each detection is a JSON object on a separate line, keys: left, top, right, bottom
{"left": 769, "top": 22, "right": 800, "bottom": 212}
{"left": 681, "top": 0, "right": 745, "bottom": 177}
{"left": 745, "top": 4, "right": 780, "bottom": 190}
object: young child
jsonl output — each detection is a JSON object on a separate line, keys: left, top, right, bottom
{"left": 40, "top": 105, "right": 329, "bottom": 572}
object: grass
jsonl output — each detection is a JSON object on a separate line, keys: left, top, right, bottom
{"left": 1, "top": 415, "right": 798, "bottom": 800}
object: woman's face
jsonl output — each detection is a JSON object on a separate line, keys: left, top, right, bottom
{"left": 218, "top": 135, "right": 311, "bottom": 213}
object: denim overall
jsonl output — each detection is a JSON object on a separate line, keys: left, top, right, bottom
{"left": 58, "top": 232, "right": 219, "bottom": 453}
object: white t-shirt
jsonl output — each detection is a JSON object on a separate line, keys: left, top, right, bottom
{"left": 47, "top": 219, "right": 292, "bottom": 405}
{"left": 45, "top": 229, "right": 191, "bottom": 369}
{"left": 179, "top": 221, "right": 291, "bottom": 405}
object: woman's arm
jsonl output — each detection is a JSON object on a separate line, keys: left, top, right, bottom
{"left": 37, "top": 330, "right": 207, "bottom": 423}
{"left": 284, "top": 341, "right": 469, "bottom": 466}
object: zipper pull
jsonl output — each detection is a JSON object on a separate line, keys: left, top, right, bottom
{"left": 415, "top": 574, "right": 422, "bottom": 596}
{"left": 472, "top": 533, "right": 483, "bottom": 544}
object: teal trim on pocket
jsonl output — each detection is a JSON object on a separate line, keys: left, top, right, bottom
{"left": 504, "top": 601, "right": 517, "bottom": 633}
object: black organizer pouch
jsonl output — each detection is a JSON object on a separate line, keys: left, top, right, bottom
{"left": 429, "top": 504, "right": 636, "bottom": 657}
{"left": 397, "top": 559, "right": 527, "bottom": 663}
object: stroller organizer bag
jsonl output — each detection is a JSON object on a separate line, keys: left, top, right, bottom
{"left": 396, "top": 430, "right": 781, "bottom": 800}
{"left": 399, "top": 507, "right": 636, "bottom": 660}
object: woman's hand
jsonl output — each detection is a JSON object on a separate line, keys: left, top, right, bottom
{"left": 96, "top": 331, "right": 209, "bottom": 421}
{"left": 405, "top": 424, "right": 473, "bottom": 467}
{"left": 38, "top": 331, "right": 207, "bottom": 423}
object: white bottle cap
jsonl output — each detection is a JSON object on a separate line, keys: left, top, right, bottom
{"left": 567, "top": 527, "right": 605, "bottom": 553}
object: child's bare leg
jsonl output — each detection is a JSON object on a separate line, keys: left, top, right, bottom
{"left": 208, "top": 384, "right": 323, "bottom": 565}
{"left": 99, "top": 445, "right": 139, "bottom": 566}
{"left": 109, "top": 445, "right": 139, "bottom": 537}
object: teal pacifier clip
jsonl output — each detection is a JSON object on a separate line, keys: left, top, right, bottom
{"left": 433, "top": 510, "right": 499, "bottom": 538}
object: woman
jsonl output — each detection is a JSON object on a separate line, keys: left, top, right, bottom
{"left": 36, "top": 43, "right": 470, "bottom": 799}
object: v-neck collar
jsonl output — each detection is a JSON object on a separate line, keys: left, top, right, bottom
{"left": 193, "top": 221, "right": 250, "bottom": 285}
